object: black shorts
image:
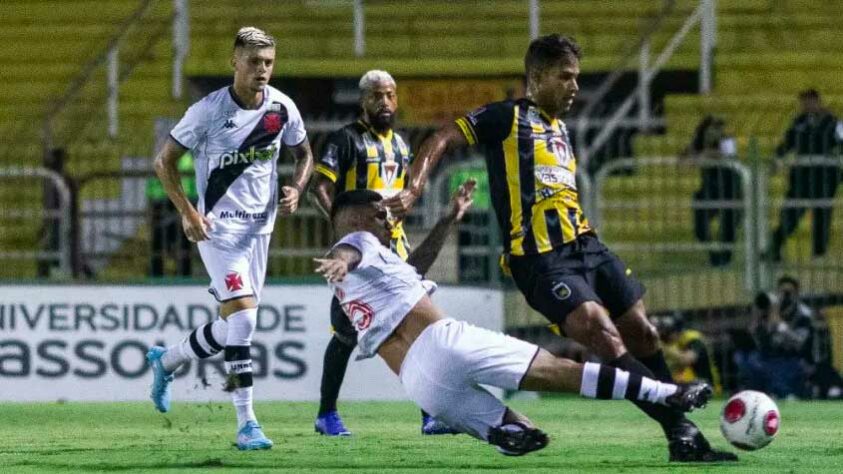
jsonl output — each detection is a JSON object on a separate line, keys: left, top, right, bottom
{"left": 330, "top": 296, "right": 358, "bottom": 347}
{"left": 508, "top": 233, "right": 645, "bottom": 326}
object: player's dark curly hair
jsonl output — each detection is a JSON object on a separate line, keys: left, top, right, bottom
{"left": 524, "top": 34, "right": 581, "bottom": 79}
{"left": 330, "top": 189, "right": 383, "bottom": 222}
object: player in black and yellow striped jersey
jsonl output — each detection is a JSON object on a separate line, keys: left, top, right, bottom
{"left": 385, "top": 35, "right": 737, "bottom": 463}
{"left": 313, "top": 118, "right": 412, "bottom": 259}
{"left": 454, "top": 92, "right": 591, "bottom": 256}
{"left": 310, "top": 70, "right": 453, "bottom": 437}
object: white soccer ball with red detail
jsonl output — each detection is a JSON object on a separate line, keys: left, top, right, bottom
{"left": 720, "top": 390, "right": 780, "bottom": 450}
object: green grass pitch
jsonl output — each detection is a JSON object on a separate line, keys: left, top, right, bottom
{"left": 1, "top": 398, "right": 841, "bottom": 472}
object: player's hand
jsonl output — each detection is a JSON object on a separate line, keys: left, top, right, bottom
{"left": 448, "top": 179, "right": 476, "bottom": 222}
{"left": 182, "top": 210, "right": 211, "bottom": 242}
{"left": 383, "top": 189, "right": 419, "bottom": 220}
{"left": 279, "top": 186, "right": 300, "bottom": 215}
{"left": 314, "top": 257, "right": 349, "bottom": 282}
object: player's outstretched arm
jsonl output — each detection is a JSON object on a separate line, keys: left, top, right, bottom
{"left": 309, "top": 175, "right": 335, "bottom": 219}
{"left": 314, "top": 244, "right": 362, "bottom": 283}
{"left": 280, "top": 139, "right": 315, "bottom": 215}
{"left": 407, "top": 179, "right": 475, "bottom": 275}
{"left": 384, "top": 123, "right": 467, "bottom": 219}
{"left": 153, "top": 138, "right": 210, "bottom": 242}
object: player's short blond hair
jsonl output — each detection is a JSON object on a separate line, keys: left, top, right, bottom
{"left": 233, "top": 26, "right": 276, "bottom": 50}
{"left": 359, "top": 70, "right": 396, "bottom": 95}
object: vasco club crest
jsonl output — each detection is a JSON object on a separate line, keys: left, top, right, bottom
{"left": 263, "top": 112, "right": 283, "bottom": 134}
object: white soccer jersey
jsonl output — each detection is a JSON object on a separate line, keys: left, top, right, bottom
{"left": 170, "top": 85, "right": 307, "bottom": 235}
{"left": 329, "top": 231, "right": 436, "bottom": 359}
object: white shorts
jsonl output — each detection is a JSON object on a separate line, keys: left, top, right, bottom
{"left": 197, "top": 233, "right": 270, "bottom": 303}
{"left": 399, "top": 318, "right": 540, "bottom": 441}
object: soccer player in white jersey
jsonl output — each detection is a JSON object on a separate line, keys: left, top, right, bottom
{"left": 315, "top": 187, "right": 713, "bottom": 456}
{"left": 145, "top": 26, "right": 314, "bottom": 450}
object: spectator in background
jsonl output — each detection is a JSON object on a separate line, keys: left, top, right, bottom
{"left": 766, "top": 89, "right": 843, "bottom": 262}
{"left": 741, "top": 285, "right": 810, "bottom": 399}
{"left": 146, "top": 151, "right": 196, "bottom": 277}
{"left": 653, "top": 313, "right": 722, "bottom": 395}
{"left": 776, "top": 275, "right": 843, "bottom": 399}
{"left": 682, "top": 115, "right": 742, "bottom": 267}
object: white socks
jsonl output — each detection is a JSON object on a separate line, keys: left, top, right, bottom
{"left": 224, "top": 308, "right": 258, "bottom": 429}
{"left": 580, "top": 362, "right": 677, "bottom": 405}
{"left": 161, "top": 319, "right": 228, "bottom": 373}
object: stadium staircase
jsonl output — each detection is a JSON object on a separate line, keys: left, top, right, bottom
{"left": 610, "top": 0, "right": 843, "bottom": 313}
{"left": 634, "top": 0, "right": 843, "bottom": 157}
{"left": 0, "top": 0, "right": 179, "bottom": 279}
{"left": 3, "top": 0, "right": 839, "bottom": 282}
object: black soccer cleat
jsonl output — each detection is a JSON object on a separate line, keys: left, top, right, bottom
{"left": 487, "top": 423, "right": 549, "bottom": 456}
{"left": 665, "top": 382, "right": 713, "bottom": 413}
{"left": 668, "top": 420, "right": 739, "bottom": 463}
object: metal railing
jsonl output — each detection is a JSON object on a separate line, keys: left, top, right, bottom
{"left": 592, "top": 155, "right": 843, "bottom": 309}
{"left": 0, "top": 167, "right": 73, "bottom": 278}
{"left": 43, "top": 0, "right": 152, "bottom": 152}
{"left": 42, "top": 0, "right": 179, "bottom": 165}
{"left": 593, "top": 156, "right": 754, "bottom": 296}
{"left": 576, "top": 0, "right": 716, "bottom": 168}
{"left": 2, "top": 154, "right": 841, "bottom": 309}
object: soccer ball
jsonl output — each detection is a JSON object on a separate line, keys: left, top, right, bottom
{"left": 720, "top": 390, "right": 780, "bottom": 450}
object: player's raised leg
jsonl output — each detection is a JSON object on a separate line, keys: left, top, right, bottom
{"left": 196, "top": 234, "right": 272, "bottom": 450}
{"left": 613, "top": 300, "right": 735, "bottom": 462}
{"left": 593, "top": 252, "right": 737, "bottom": 462}
{"left": 519, "top": 349, "right": 712, "bottom": 412}
{"left": 147, "top": 318, "right": 227, "bottom": 412}
{"left": 562, "top": 302, "right": 735, "bottom": 462}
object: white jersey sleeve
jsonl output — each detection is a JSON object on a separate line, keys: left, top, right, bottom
{"left": 335, "top": 231, "right": 382, "bottom": 269}
{"left": 281, "top": 100, "right": 307, "bottom": 147}
{"left": 330, "top": 231, "right": 428, "bottom": 359}
{"left": 170, "top": 98, "right": 210, "bottom": 150}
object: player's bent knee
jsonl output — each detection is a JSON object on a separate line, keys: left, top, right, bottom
{"left": 565, "top": 302, "right": 626, "bottom": 359}
{"left": 616, "top": 302, "right": 662, "bottom": 356}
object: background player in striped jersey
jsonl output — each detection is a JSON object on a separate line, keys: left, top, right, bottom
{"left": 310, "top": 70, "right": 453, "bottom": 436}
{"left": 384, "top": 34, "right": 736, "bottom": 462}
{"left": 316, "top": 188, "right": 712, "bottom": 456}
{"left": 145, "top": 27, "right": 314, "bottom": 450}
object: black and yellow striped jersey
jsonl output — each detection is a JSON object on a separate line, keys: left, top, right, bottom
{"left": 314, "top": 120, "right": 413, "bottom": 259}
{"left": 455, "top": 99, "right": 591, "bottom": 256}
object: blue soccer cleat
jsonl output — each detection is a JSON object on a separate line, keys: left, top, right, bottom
{"left": 237, "top": 421, "right": 274, "bottom": 450}
{"left": 146, "top": 346, "right": 174, "bottom": 413}
{"left": 422, "top": 414, "right": 460, "bottom": 435}
{"left": 314, "top": 410, "right": 352, "bottom": 436}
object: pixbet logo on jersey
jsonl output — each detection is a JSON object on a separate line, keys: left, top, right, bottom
{"left": 217, "top": 144, "right": 278, "bottom": 170}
